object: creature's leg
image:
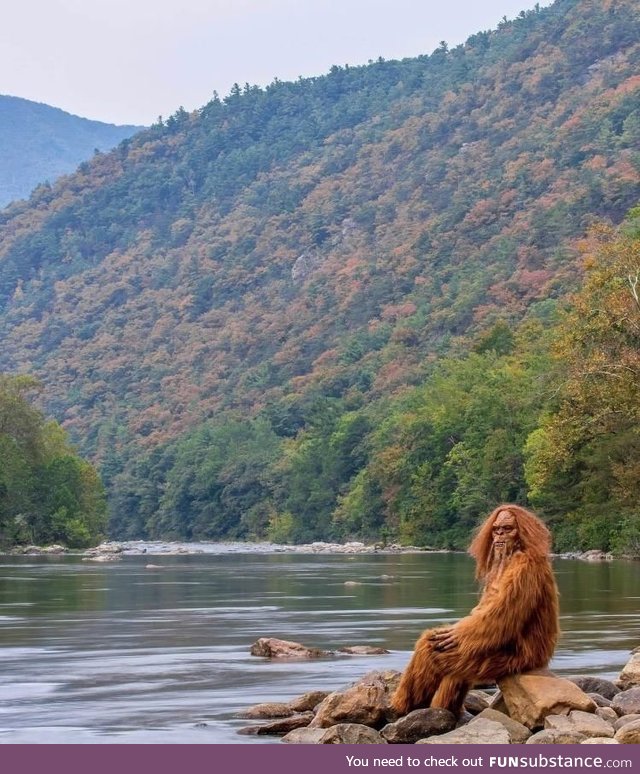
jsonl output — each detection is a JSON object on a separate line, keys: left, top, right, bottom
{"left": 430, "top": 675, "right": 471, "bottom": 717}
{"left": 392, "top": 630, "right": 443, "bottom": 714}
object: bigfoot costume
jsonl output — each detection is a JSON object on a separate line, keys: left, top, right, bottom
{"left": 392, "top": 505, "right": 560, "bottom": 717}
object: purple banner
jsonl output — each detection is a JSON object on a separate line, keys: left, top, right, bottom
{"left": 4, "top": 744, "right": 640, "bottom": 774}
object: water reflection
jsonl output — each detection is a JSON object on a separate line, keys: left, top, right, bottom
{"left": 0, "top": 552, "right": 638, "bottom": 744}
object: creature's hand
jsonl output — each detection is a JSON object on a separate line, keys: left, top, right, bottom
{"left": 430, "top": 627, "right": 458, "bottom": 652}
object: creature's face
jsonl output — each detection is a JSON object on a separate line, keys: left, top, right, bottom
{"left": 492, "top": 511, "right": 519, "bottom": 554}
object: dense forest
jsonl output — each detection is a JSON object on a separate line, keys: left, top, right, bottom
{"left": 0, "top": 0, "right": 639, "bottom": 552}
{"left": 0, "top": 375, "right": 106, "bottom": 547}
{"left": 0, "top": 95, "right": 141, "bottom": 208}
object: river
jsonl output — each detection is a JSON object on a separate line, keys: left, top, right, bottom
{"left": 0, "top": 547, "right": 638, "bottom": 744}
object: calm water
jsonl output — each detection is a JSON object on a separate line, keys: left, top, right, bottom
{"left": 0, "top": 549, "right": 638, "bottom": 744}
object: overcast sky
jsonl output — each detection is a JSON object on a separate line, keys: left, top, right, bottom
{"left": 3, "top": 0, "right": 553, "bottom": 126}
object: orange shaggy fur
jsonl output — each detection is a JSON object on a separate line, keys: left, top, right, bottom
{"left": 391, "top": 504, "right": 560, "bottom": 717}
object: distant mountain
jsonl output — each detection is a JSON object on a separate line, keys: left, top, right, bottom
{"left": 0, "top": 95, "right": 142, "bottom": 207}
{"left": 0, "top": 0, "right": 639, "bottom": 547}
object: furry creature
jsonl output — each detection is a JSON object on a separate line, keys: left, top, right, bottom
{"left": 391, "top": 504, "right": 560, "bottom": 717}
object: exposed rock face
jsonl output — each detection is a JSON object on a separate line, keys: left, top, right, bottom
{"left": 249, "top": 637, "right": 332, "bottom": 659}
{"left": 498, "top": 671, "right": 597, "bottom": 728}
{"left": 618, "top": 650, "right": 640, "bottom": 690}
{"left": 612, "top": 687, "right": 640, "bottom": 716}
{"left": 615, "top": 718, "right": 640, "bottom": 744}
{"left": 416, "top": 718, "right": 510, "bottom": 744}
{"left": 470, "top": 708, "right": 531, "bottom": 744}
{"left": 380, "top": 708, "right": 456, "bottom": 743}
{"left": 569, "top": 675, "right": 621, "bottom": 699}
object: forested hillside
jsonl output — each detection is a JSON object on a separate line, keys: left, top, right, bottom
{"left": 0, "top": 95, "right": 141, "bottom": 208}
{"left": 0, "top": 0, "right": 638, "bottom": 551}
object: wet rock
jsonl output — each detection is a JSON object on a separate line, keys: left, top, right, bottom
{"left": 417, "top": 718, "right": 510, "bottom": 745}
{"left": 249, "top": 637, "right": 332, "bottom": 659}
{"left": 319, "top": 724, "right": 388, "bottom": 744}
{"left": 618, "top": 651, "right": 640, "bottom": 690}
{"left": 615, "top": 718, "right": 640, "bottom": 744}
{"left": 381, "top": 708, "right": 456, "bottom": 743}
{"left": 527, "top": 729, "right": 587, "bottom": 744}
{"left": 82, "top": 554, "right": 122, "bottom": 562}
{"left": 471, "top": 708, "right": 531, "bottom": 744}
{"left": 238, "top": 712, "right": 314, "bottom": 736}
{"left": 612, "top": 687, "right": 640, "bottom": 716}
{"left": 289, "top": 691, "right": 331, "bottom": 712}
{"left": 338, "top": 646, "right": 390, "bottom": 655}
{"left": 240, "top": 702, "right": 295, "bottom": 719}
{"left": 568, "top": 676, "right": 620, "bottom": 699}
{"left": 498, "top": 670, "right": 596, "bottom": 728}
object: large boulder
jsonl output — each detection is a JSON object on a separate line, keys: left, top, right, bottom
{"left": 381, "top": 708, "right": 456, "bottom": 743}
{"left": 289, "top": 691, "right": 331, "bottom": 712}
{"left": 249, "top": 637, "right": 332, "bottom": 659}
{"left": 618, "top": 650, "right": 640, "bottom": 690}
{"left": 498, "top": 670, "right": 596, "bottom": 728}
{"left": 416, "top": 718, "right": 510, "bottom": 745}
{"left": 612, "top": 687, "right": 640, "bottom": 716}
{"left": 281, "top": 728, "right": 328, "bottom": 744}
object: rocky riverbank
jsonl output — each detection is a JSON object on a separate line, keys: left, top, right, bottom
{"left": 6, "top": 540, "right": 620, "bottom": 561}
{"left": 238, "top": 643, "right": 640, "bottom": 744}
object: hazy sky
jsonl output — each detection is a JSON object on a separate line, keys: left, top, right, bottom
{"left": 3, "top": 0, "right": 553, "bottom": 126}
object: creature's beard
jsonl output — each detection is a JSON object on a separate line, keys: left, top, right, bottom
{"left": 486, "top": 541, "right": 518, "bottom": 583}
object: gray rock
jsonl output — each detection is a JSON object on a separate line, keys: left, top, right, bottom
{"left": 568, "top": 676, "right": 620, "bottom": 700}
{"left": 596, "top": 707, "right": 619, "bottom": 724}
{"left": 381, "top": 708, "right": 456, "bottom": 743}
{"left": 587, "top": 693, "right": 612, "bottom": 707}
{"left": 465, "top": 690, "right": 492, "bottom": 714}
{"left": 338, "top": 646, "right": 391, "bottom": 655}
{"left": 417, "top": 718, "right": 510, "bottom": 745}
{"left": 615, "top": 718, "right": 640, "bottom": 744}
{"left": 281, "top": 728, "right": 330, "bottom": 744}
{"left": 527, "top": 729, "right": 587, "bottom": 744}
{"left": 567, "top": 710, "right": 615, "bottom": 738}
{"left": 612, "top": 687, "right": 640, "bottom": 716}
{"left": 319, "top": 724, "right": 388, "bottom": 744}
{"left": 614, "top": 713, "right": 640, "bottom": 731}
{"left": 471, "top": 708, "right": 531, "bottom": 744}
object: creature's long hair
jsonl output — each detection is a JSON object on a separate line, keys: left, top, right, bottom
{"left": 468, "top": 504, "right": 552, "bottom": 580}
